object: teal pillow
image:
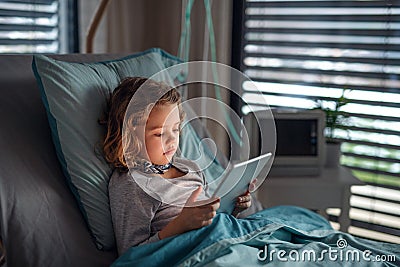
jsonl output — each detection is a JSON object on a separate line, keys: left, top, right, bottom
{"left": 32, "top": 48, "right": 183, "bottom": 250}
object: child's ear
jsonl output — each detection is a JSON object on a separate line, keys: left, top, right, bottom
{"left": 179, "top": 123, "right": 184, "bottom": 135}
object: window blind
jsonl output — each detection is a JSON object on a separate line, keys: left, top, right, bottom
{"left": 0, "top": 0, "right": 75, "bottom": 53}
{"left": 232, "top": 0, "right": 400, "bottom": 243}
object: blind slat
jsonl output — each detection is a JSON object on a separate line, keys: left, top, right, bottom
{"left": 339, "top": 125, "right": 400, "bottom": 137}
{"left": 243, "top": 90, "right": 400, "bottom": 109}
{"left": 343, "top": 152, "right": 400, "bottom": 165}
{"left": 245, "top": 14, "right": 400, "bottom": 22}
{"left": 3, "top": 0, "right": 56, "bottom": 4}
{"left": 350, "top": 219, "right": 400, "bottom": 239}
{"left": 338, "top": 139, "right": 400, "bottom": 152}
{"left": 246, "top": 67, "right": 399, "bottom": 81}
{"left": 245, "top": 33, "right": 400, "bottom": 47}
{"left": 244, "top": 52, "right": 400, "bottom": 65}
{"left": 0, "top": 10, "right": 56, "bottom": 17}
{"left": 247, "top": 1, "right": 400, "bottom": 8}
{"left": 244, "top": 75, "right": 400, "bottom": 94}
{"left": 0, "top": 43, "right": 57, "bottom": 53}
{"left": 0, "top": 24, "right": 55, "bottom": 31}
{"left": 0, "top": 39, "right": 57, "bottom": 45}
{"left": 246, "top": 40, "right": 400, "bottom": 52}
{"left": 345, "top": 166, "right": 399, "bottom": 182}
{"left": 245, "top": 27, "right": 400, "bottom": 37}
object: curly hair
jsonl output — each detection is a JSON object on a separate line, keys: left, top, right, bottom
{"left": 101, "top": 77, "right": 183, "bottom": 172}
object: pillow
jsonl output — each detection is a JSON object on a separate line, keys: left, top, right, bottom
{"left": 32, "top": 48, "right": 183, "bottom": 250}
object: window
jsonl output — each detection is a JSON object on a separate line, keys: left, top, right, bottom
{"left": 232, "top": 0, "right": 400, "bottom": 243}
{"left": 0, "top": 0, "right": 78, "bottom": 53}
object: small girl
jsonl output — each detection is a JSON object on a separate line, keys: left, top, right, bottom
{"left": 103, "top": 77, "right": 252, "bottom": 255}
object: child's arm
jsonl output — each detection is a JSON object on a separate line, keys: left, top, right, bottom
{"left": 109, "top": 174, "right": 162, "bottom": 253}
{"left": 159, "top": 186, "right": 220, "bottom": 239}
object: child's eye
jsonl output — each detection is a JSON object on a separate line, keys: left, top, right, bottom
{"left": 173, "top": 128, "right": 180, "bottom": 132}
{"left": 154, "top": 133, "right": 162, "bottom": 137}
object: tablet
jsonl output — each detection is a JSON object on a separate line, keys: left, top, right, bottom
{"left": 211, "top": 153, "right": 272, "bottom": 214}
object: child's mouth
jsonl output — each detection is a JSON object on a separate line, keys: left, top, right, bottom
{"left": 163, "top": 149, "right": 175, "bottom": 156}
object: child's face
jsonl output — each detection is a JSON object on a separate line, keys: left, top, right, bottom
{"left": 143, "top": 103, "right": 180, "bottom": 165}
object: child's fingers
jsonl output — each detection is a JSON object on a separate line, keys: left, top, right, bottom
{"left": 203, "top": 200, "right": 220, "bottom": 212}
{"left": 203, "top": 210, "right": 217, "bottom": 220}
{"left": 237, "top": 191, "right": 251, "bottom": 202}
{"left": 249, "top": 183, "right": 256, "bottom": 192}
{"left": 235, "top": 201, "right": 251, "bottom": 208}
{"left": 249, "top": 178, "right": 258, "bottom": 192}
{"left": 201, "top": 219, "right": 214, "bottom": 227}
{"left": 237, "top": 194, "right": 251, "bottom": 203}
{"left": 236, "top": 193, "right": 252, "bottom": 210}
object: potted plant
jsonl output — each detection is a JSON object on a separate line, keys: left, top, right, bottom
{"left": 313, "top": 89, "right": 351, "bottom": 167}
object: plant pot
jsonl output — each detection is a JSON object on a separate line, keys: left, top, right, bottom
{"left": 325, "top": 141, "right": 341, "bottom": 168}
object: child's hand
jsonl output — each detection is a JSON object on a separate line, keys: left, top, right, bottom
{"left": 177, "top": 187, "right": 220, "bottom": 230}
{"left": 232, "top": 179, "right": 256, "bottom": 217}
{"left": 232, "top": 191, "right": 252, "bottom": 217}
{"left": 159, "top": 186, "right": 220, "bottom": 239}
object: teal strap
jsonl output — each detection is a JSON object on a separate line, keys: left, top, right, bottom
{"left": 204, "top": 0, "right": 242, "bottom": 146}
{"left": 177, "top": 0, "right": 194, "bottom": 83}
{"left": 178, "top": 0, "right": 194, "bottom": 62}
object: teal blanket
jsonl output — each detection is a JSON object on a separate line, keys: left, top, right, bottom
{"left": 112, "top": 206, "right": 399, "bottom": 266}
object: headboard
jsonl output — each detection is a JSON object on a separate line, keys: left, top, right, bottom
{"left": 0, "top": 54, "right": 123, "bottom": 267}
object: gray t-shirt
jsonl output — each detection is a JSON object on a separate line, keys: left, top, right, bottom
{"left": 109, "top": 157, "right": 209, "bottom": 255}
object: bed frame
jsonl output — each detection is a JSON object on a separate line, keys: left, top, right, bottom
{"left": 0, "top": 54, "right": 123, "bottom": 267}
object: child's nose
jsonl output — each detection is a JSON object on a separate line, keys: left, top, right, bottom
{"left": 164, "top": 132, "right": 177, "bottom": 144}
